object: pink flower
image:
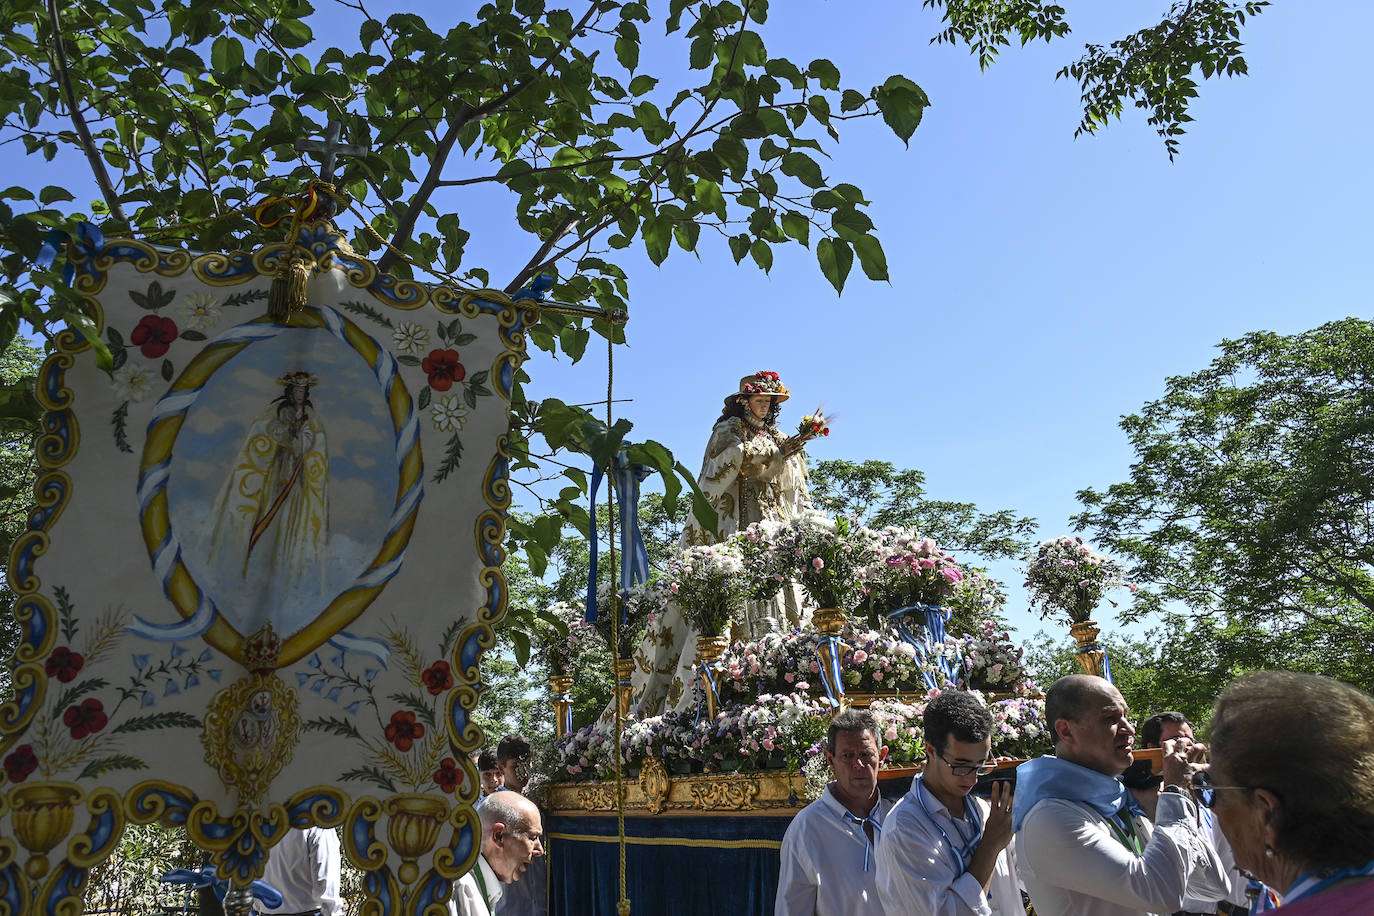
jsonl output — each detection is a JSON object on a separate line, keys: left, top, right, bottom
{"left": 762, "top": 738, "right": 775, "bottom": 751}
{"left": 884, "top": 725, "right": 898, "bottom": 742}
{"left": 873, "top": 672, "right": 884, "bottom": 682}
{"left": 853, "top": 649, "right": 868, "bottom": 664}
{"left": 811, "top": 557, "right": 824, "bottom": 570}
{"left": 939, "top": 567, "right": 963, "bottom": 584}
{"left": 796, "top": 681, "right": 810, "bottom": 691}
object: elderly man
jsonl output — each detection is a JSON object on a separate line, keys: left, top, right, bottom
{"left": 451, "top": 792, "right": 544, "bottom": 916}
{"left": 259, "top": 826, "right": 342, "bottom": 916}
{"left": 775, "top": 708, "right": 896, "bottom": 915}
{"left": 1013, "top": 675, "right": 1226, "bottom": 916}
{"left": 876, "top": 690, "right": 1022, "bottom": 915}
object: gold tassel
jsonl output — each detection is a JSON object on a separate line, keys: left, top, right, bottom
{"left": 268, "top": 254, "right": 310, "bottom": 322}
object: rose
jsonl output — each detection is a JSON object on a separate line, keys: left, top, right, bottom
{"left": 3, "top": 744, "right": 37, "bottom": 783}
{"left": 433, "top": 757, "right": 461, "bottom": 793}
{"left": 421, "top": 660, "right": 454, "bottom": 695}
{"left": 45, "top": 646, "right": 84, "bottom": 683}
{"left": 63, "top": 698, "right": 107, "bottom": 739}
{"left": 130, "top": 315, "right": 179, "bottom": 358}
{"left": 421, "top": 348, "right": 466, "bottom": 391}
{"left": 384, "top": 710, "right": 425, "bottom": 751}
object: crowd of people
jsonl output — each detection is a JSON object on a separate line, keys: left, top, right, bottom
{"left": 245, "top": 671, "right": 1372, "bottom": 916}
{"left": 776, "top": 671, "right": 1374, "bottom": 916}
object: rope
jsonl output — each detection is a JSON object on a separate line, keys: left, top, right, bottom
{"left": 606, "top": 332, "right": 631, "bottom": 916}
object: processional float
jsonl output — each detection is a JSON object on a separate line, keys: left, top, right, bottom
{"left": 0, "top": 178, "right": 608, "bottom": 915}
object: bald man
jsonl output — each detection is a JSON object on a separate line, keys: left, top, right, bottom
{"left": 1012, "top": 675, "right": 1226, "bottom": 916}
{"left": 450, "top": 792, "right": 545, "bottom": 916}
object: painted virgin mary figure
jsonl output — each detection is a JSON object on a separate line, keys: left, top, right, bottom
{"left": 203, "top": 371, "right": 330, "bottom": 608}
{"left": 631, "top": 370, "right": 814, "bottom": 714}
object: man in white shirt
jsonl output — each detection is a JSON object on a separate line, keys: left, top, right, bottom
{"left": 875, "top": 690, "right": 1022, "bottom": 916}
{"left": 259, "top": 826, "right": 342, "bottom": 916}
{"left": 775, "top": 708, "right": 895, "bottom": 915}
{"left": 452, "top": 792, "right": 544, "bottom": 916}
{"left": 1013, "top": 675, "right": 1227, "bottom": 916}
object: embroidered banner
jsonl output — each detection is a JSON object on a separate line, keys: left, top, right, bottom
{"left": 0, "top": 221, "right": 531, "bottom": 915}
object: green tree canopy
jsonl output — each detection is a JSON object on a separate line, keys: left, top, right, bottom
{"left": 1074, "top": 318, "right": 1374, "bottom": 691}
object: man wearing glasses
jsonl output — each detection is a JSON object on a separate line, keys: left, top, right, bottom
{"left": 451, "top": 792, "right": 545, "bottom": 916}
{"left": 1012, "top": 675, "right": 1226, "bottom": 916}
{"left": 875, "top": 690, "right": 1023, "bottom": 915}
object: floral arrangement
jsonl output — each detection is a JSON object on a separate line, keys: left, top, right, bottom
{"left": 839, "top": 625, "right": 933, "bottom": 694}
{"left": 666, "top": 544, "right": 750, "bottom": 637}
{"left": 533, "top": 601, "right": 598, "bottom": 676}
{"left": 961, "top": 619, "right": 1035, "bottom": 695}
{"left": 593, "top": 579, "right": 664, "bottom": 657}
{"left": 1024, "top": 535, "right": 1135, "bottom": 624}
{"left": 869, "top": 698, "right": 927, "bottom": 765}
{"left": 865, "top": 530, "right": 965, "bottom": 617}
{"left": 989, "top": 696, "right": 1050, "bottom": 760}
{"left": 771, "top": 511, "right": 881, "bottom": 611}
{"left": 732, "top": 520, "right": 789, "bottom": 602}
{"left": 741, "top": 369, "right": 785, "bottom": 396}
{"left": 554, "top": 695, "right": 827, "bottom": 779}
{"left": 945, "top": 568, "right": 1009, "bottom": 626}
{"left": 796, "top": 409, "right": 831, "bottom": 439}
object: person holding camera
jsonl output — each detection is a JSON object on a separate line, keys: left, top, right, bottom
{"left": 1013, "top": 676, "right": 1226, "bottom": 916}
{"left": 875, "top": 691, "right": 1023, "bottom": 915}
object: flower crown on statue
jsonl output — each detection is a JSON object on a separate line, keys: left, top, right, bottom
{"left": 726, "top": 370, "right": 789, "bottom": 406}
{"left": 277, "top": 370, "right": 319, "bottom": 388}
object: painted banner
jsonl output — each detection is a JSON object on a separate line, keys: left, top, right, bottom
{"left": 0, "top": 221, "right": 532, "bottom": 915}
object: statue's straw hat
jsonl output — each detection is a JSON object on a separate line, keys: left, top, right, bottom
{"left": 723, "top": 371, "right": 789, "bottom": 410}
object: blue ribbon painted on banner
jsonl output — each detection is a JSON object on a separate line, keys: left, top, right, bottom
{"left": 814, "top": 635, "right": 846, "bottom": 708}
{"left": 35, "top": 222, "right": 105, "bottom": 286}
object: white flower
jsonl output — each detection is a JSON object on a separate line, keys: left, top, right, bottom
{"left": 393, "top": 321, "right": 430, "bottom": 355}
{"left": 111, "top": 363, "right": 155, "bottom": 402}
{"left": 430, "top": 395, "right": 470, "bottom": 432}
{"left": 178, "top": 293, "right": 221, "bottom": 332}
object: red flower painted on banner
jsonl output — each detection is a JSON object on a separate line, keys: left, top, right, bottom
{"left": 433, "top": 757, "right": 461, "bottom": 793}
{"left": 421, "top": 348, "right": 466, "bottom": 391}
{"left": 421, "top": 660, "right": 454, "bottom": 696}
{"left": 63, "top": 698, "right": 108, "bottom": 739}
{"left": 384, "top": 710, "right": 425, "bottom": 751}
{"left": 130, "top": 315, "right": 179, "bottom": 358}
{"left": 3, "top": 744, "right": 37, "bottom": 783}
{"left": 45, "top": 646, "right": 85, "bottom": 683}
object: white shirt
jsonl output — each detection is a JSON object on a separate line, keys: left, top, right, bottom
{"left": 875, "top": 779, "right": 1022, "bottom": 916}
{"left": 1016, "top": 792, "right": 1228, "bottom": 916}
{"left": 775, "top": 784, "right": 896, "bottom": 916}
{"left": 451, "top": 855, "right": 504, "bottom": 916}
{"left": 259, "top": 827, "right": 342, "bottom": 916}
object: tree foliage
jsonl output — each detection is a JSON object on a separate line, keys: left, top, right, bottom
{"left": 1074, "top": 318, "right": 1374, "bottom": 692}
{"left": 809, "top": 458, "right": 1037, "bottom": 560}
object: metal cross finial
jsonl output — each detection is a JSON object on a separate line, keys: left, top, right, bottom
{"left": 294, "top": 121, "right": 367, "bottom": 185}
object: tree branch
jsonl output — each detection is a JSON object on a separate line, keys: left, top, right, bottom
{"left": 46, "top": 0, "right": 128, "bottom": 222}
{"left": 505, "top": 212, "right": 581, "bottom": 294}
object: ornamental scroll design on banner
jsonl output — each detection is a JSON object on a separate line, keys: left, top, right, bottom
{"left": 0, "top": 221, "right": 535, "bottom": 916}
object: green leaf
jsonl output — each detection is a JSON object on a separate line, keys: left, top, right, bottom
{"left": 511, "top": 629, "right": 531, "bottom": 668}
{"left": 749, "top": 239, "right": 773, "bottom": 273}
{"left": 841, "top": 89, "right": 867, "bottom": 112}
{"left": 39, "top": 186, "right": 75, "bottom": 205}
{"left": 874, "top": 75, "right": 929, "bottom": 146}
{"left": 852, "top": 234, "right": 889, "bottom": 282}
{"left": 642, "top": 216, "right": 671, "bottom": 266}
{"left": 808, "top": 58, "right": 841, "bottom": 90}
{"left": 111, "top": 712, "right": 202, "bottom": 733}
{"left": 211, "top": 36, "right": 244, "bottom": 71}
{"left": 781, "top": 211, "right": 810, "bottom": 247}
{"left": 615, "top": 36, "right": 640, "bottom": 72}
{"left": 694, "top": 178, "right": 727, "bottom": 221}
{"left": 728, "top": 234, "right": 750, "bottom": 264}
{"left": 817, "top": 237, "right": 853, "bottom": 294}
{"left": 79, "top": 755, "right": 148, "bottom": 780}
{"left": 418, "top": 387, "right": 431, "bottom": 410}
{"left": 780, "top": 152, "right": 824, "bottom": 189}
{"left": 831, "top": 206, "right": 874, "bottom": 242}
{"left": 628, "top": 75, "right": 658, "bottom": 96}
{"left": 689, "top": 35, "right": 714, "bottom": 69}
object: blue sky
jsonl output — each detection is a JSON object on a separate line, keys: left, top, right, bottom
{"left": 6, "top": 1, "right": 1371, "bottom": 646}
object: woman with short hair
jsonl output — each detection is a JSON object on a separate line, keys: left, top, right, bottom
{"left": 1205, "top": 670, "right": 1374, "bottom": 913}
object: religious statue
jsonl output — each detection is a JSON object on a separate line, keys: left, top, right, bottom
{"left": 631, "top": 370, "right": 816, "bottom": 714}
